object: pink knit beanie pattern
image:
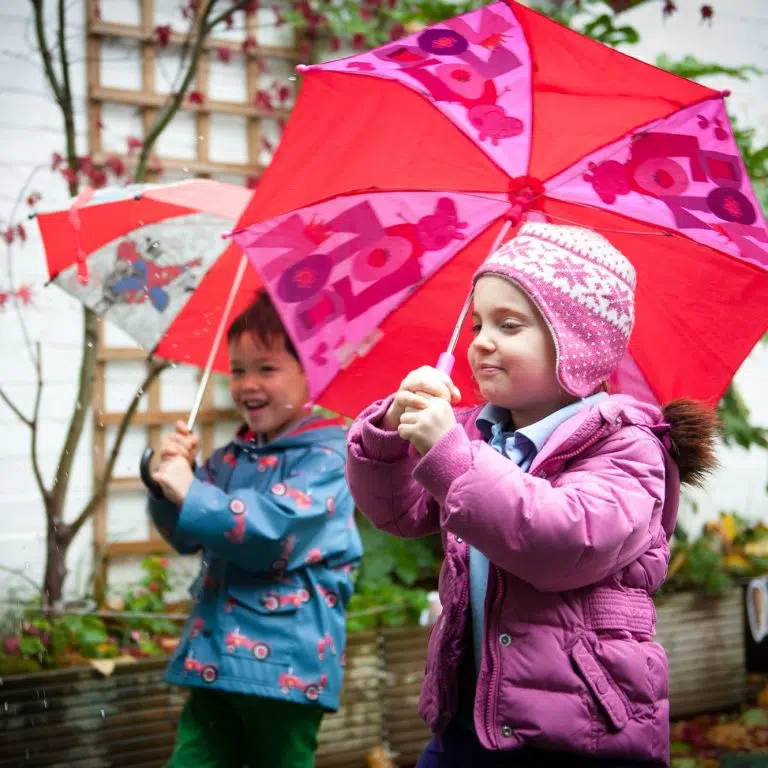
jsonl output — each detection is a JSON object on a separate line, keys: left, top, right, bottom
{"left": 473, "top": 222, "right": 636, "bottom": 397}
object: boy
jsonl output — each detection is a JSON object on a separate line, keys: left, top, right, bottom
{"left": 149, "top": 290, "right": 363, "bottom": 768}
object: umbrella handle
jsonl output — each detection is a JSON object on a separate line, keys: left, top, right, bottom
{"left": 140, "top": 447, "right": 165, "bottom": 499}
{"left": 436, "top": 352, "right": 455, "bottom": 375}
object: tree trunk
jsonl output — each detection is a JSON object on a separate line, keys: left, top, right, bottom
{"left": 42, "top": 504, "right": 69, "bottom": 610}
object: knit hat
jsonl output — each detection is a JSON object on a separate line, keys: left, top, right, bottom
{"left": 472, "top": 222, "right": 636, "bottom": 397}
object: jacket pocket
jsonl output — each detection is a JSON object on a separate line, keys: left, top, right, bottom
{"left": 227, "top": 581, "right": 304, "bottom": 615}
{"left": 570, "top": 637, "right": 630, "bottom": 731}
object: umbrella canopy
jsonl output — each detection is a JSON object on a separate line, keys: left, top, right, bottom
{"left": 232, "top": 0, "right": 768, "bottom": 416}
{"left": 38, "top": 179, "right": 261, "bottom": 369}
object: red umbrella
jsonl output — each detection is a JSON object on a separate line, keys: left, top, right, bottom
{"left": 231, "top": 0, "right": 768, "bottom": 415}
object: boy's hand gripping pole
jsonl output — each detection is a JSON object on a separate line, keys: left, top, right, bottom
{"left": 141, "top": 254, "right": 249, "bottom": 499}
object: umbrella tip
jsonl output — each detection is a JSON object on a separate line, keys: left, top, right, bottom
{"left": 721, "top": 89, "right": 731, "bottom": 97}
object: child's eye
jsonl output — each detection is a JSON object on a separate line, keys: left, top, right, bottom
{"left": 470, "top": 323, "right": 481, "bottom": 335}
{"left": 501, "top": 321, "right": 522, "bottom": 332}
{"left": 259, "top": 366, "right": 276, "bottom": 374}
{"left": 230, "top": 367, "right": 244, "bottom": 376}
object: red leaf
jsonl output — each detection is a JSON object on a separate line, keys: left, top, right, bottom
{"left": 0, "top": 292, "right": 9, "bottom": 308}
{"left": 277, "top": 85, "right": 291, "bottom": 105}
{"left": 272, "top": 5, "right": 285, "bottom": 26}
{"left": 88, "top": 168, "right": 108, "bottom": 189}
{"left": 389, "top": 22, "right": 405, "bottom": 41}
{"left": 188, "top": 90, "right": 205, "bottom": 105}
{"left": 3, "top": 229, "right": 14, "bottom": 245}
{"left": 352, "top": 33, "right": 367, "bottom": 50}
{"left": 61, "top": 167, "right": 78, "bottom": 185}
{"left": 261, "top": 136, "right": 274, "bottom": 153}
{"left": 26, "top": 192, "right": 42, "bottom": 207}
{"left": 700, "top": 4, "right": 713, "bottom": 21}
{"left": 386, "top": 0, "right": 398, "bottom": 8}
{"left": 15, "top": 285, "right": 34, "bottom": 306}
{"left": 77, "top": 156, "right": 93, "bottom": 175}
{"left": 216, "top": 46, "right": 232, "bottom": 63}
{"left": 245, "top": 175, "right": 260, "bottom": 189}
{"left": 254, "top": 90, "right": 274, "bottom": 112}
{"left": 104, "top": 155, "right": 126, "bottom": 177}
{"left": 330, "top": 36, "right": 341, "bottom": 52}
{"left": 155, "top": 24, "right": 172, "bottom": 46}
{"left": 181, "top": 1, "right": 197, "bottom": 19}
{"left": 242, "top": 35, "right": 257, "bottom": 54}
{"left": 243, "top": 0, "right": 260, "bottom": 14}
{"left": 224, "top": 13, "right": 234, "bottom": 29}
{"left": 361, "top": 7, "right": 374, "bottom": 21}
{"left": 126, "top": 136, "right": 143, "bottom": 151}
{"left": 662, "top": 0, "right": 677, "bottom": 16}
{"left": 15, "top": 224, "right": 26, "bottom": 243}
{"left": 51, "top": 152, "right": 63, "bottom": 170}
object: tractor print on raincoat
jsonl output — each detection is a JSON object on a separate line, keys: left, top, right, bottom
{"left": 148, "top": 413, "right": 363, "bottom": 711}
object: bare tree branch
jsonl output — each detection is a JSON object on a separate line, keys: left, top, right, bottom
{"left": 0, "top": 387, "right": 32, "bottom": 426}
{"left": 51, "top": 309, "right": 98, "bottom": 518}
{"left": 133, "top": 0, "right": 256, "bottom": 181}
{"left": 67, "top": 359, "right": 169, "bottom": 540}
{"left": 57, "top": 0, "right": 73, "bottom": 109}
{"left": 30, "top": 342, "right": 49, "bottom": 502}
{"left": 30, "top": 0, "right": 64, "bottom": 107}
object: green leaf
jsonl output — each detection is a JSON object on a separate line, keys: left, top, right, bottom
{"left": 656, "top": 54, "right": 763, "bottom": 83}
{"left": 740, "top": 707, "right": 768, "bottom": 726}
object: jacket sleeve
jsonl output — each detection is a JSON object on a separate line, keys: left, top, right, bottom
{"left": 174, "top": 445, "right": 351, "bottom": 573}
{"left": 346, "top": 396, "right": 441, "bottom": 539}
{"left": 412, "top": 424, "right": 667, "bottom": 592}
{"left": 146, "top": 458, "right": 218, "bottom": 555}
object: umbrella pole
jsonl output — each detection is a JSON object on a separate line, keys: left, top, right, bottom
{"left": 140, "top": 253, "right": 249, "bottom": 498}
{"left": 186, "top": 253, "right": 249, "bottom": 431}
{"left": 436, "top": 219, "right": 513, "bottom": 375}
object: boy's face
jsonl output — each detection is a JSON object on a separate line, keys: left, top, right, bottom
{"left": 468, "top": 275, "right": 576, "bottom": 428}
{"left": 228, "top": 332, "right": 309, "bottom": 441}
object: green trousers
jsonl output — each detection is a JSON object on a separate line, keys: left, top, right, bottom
{"left": 166, "top": 689, "right": 324, "bottom": 768}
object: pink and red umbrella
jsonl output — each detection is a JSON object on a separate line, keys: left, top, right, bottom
{"left": 232, "top": 0, "right": 768, "bottom": 415}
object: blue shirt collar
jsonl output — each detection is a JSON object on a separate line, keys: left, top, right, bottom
{"left": 476, "top": 392, "right": 608, "bottom": 452}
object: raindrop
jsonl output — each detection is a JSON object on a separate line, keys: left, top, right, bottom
{"left": 24, "top": 561, "right": 29, "bottom": 569}
{"left": 137, "top": 387, "right": 144, "bottom": 396}
{"left": 100, "top": 709, "right": 105, "bottom": 718}
{"left": 183, "top": 167, "right": 189, "bottom": 173}
{"left": 288, "top": 75, "right": 297, "bottom": 82}
{"left": 43, "top": 699, "right": 48, "bottom": 709}
{"left": 3, "top": 702, "right": 8, "bottom": 712}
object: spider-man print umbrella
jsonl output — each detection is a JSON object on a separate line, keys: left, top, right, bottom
{"left": 231, "top": 0, "right": 768, "bottom": 415}
{"left": 38, "top": 179, "right": 258, "bottom": 375}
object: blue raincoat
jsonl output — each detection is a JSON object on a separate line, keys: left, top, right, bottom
{"left": 148, "top": 414, "right": 363, "bottom": 711}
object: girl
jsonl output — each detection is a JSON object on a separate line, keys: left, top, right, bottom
{"left": 346, "top": 222, "right": 717, "bottom": 767}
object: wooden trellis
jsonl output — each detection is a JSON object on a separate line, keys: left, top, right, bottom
{"left": 85, "top": 0, "right": 302, "bottom": 602}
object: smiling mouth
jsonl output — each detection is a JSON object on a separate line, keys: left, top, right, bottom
{"left": 243, "top": 399, "right": 268, "bottom": 411}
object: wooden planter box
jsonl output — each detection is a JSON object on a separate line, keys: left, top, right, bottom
{"left": 655, "top": 586, "right": 746, "bottom": 719}
{"left": 0, "top": 591, "right": 746, "bottom": 767}
{"left": 0, "top": 627, "right": 431, "bottom": 768}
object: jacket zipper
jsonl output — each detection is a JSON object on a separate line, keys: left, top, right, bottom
{"left": 483, "top": 563, "right": 505, "bottom": 746}
{"left": 482, "top": 418, "right": 615, "bottom": 744}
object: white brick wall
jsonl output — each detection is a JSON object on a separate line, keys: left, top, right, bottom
{"left": 0, "top": 0, "right": 765, "bottom": 602}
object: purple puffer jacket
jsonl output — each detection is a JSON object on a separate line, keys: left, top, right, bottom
{"left": 347, "top": 394, "right": 679, "bottom": 765}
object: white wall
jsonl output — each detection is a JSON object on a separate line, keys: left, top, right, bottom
{"left": 0, "top": 0, "right": 765, "bottom": 603}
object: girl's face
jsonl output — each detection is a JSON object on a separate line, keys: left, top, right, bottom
{"left": 228, "top": 332, "right": 309, "bottom": 441}
{"left": 468, "top": 275, "right": 577, "bottom": 428}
